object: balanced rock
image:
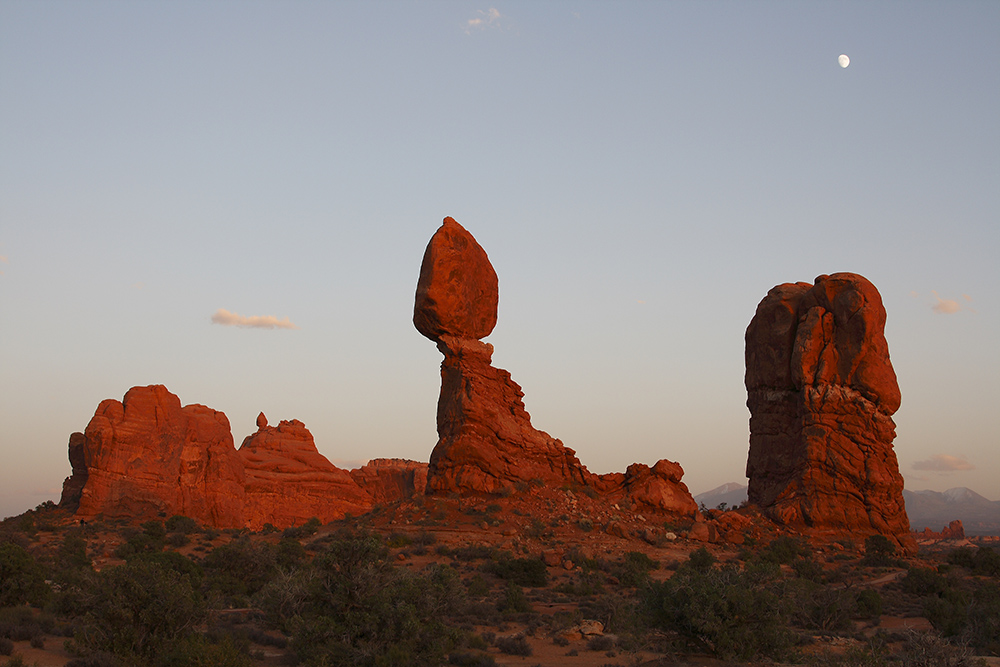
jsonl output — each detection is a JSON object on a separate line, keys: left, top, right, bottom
{"left": 415, "top": 218, "right": 697, "bottom": 516}
{"left": 69, "top": 385, "right": 246, "bottom": 528}
{"left": 745, "top": 273, "right": 911, "bottom": 547}
{"left": 239, "top": 419, "right": 372, "bottom": 529}
{"left": 350, "top": 458, "right": 428, "bottom": 504}
{"left": 413, "top": 217, "right": 498, "bottom": 342}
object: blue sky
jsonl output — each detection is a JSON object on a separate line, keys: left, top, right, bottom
{"left": 2, "top": 1, "right": 998, "bottom": 519}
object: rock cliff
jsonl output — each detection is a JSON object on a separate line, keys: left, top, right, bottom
{"left": 350, "top": 459, "right": 428, "bottom": 504}
{"left": 745, "top": 273, "right": 912, "bottom": 547}
{"left": 68, "top": 385, "right": 246, "bottom": 528}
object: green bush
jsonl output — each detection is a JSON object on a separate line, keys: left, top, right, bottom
{"left": 152, "top": 633, "right": 253, "bottom": 667}
{"left": 642, "top": 561, "right": 794, "bottom": 661}
{"left": 861, "top": 535, "right": 898, "bottom": 567}
{"left": 760, "top": 536, "right": 809, "bottom": 565}
{"left": 73, "top": 560, "right": 204, "bottom": 662}
{"left": 164, "top": 516, "right": 199, "bottom": 535}
{"left": 855, "top": 589, "right": 883, "bottom": 619}
{"left": 201, "top": 537, "right": 276, "bottom": 601}
{"left": 483, "top": 556, "right": 547, "bottom": 588}
{"left": 289, "top": 533, "right": 464, "bottom": 666}
{"left": 685, "top": 547, "right": 715, "bottom": 571}
{"left": 497, "top": 582, "right": 531, "bottom": 615}
{"left": 610, "top": 551, "right": 658, "bottom": 588}
{"left": 900, "top": 567, "right": 946, "bottom": 597}
{"left": 947, "top": 547, "right": 1000, "bottom": 577}
{"left": 0, "top": 542, "right": 49, "bottom": 606}
{"left": 494, "top": 634, "right": 532, "bottom": 656}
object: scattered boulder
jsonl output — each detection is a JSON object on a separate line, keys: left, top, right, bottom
{"left": 745, "top": 273, "right": 912, "bottom": 549}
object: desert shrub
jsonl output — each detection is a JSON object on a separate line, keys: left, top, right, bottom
{"left": 861, "top": 535, "right": 898, "bottom": 567}
{"left": 276, "top": 537, "right": 307, "bottom": 569}
{"left": 483, "top": 556, "right": 547, "bottom": 588}
{"left": 152, "top": 633, "right": 253, "bottom": 667}
{"left": 281, "top": 517, "right": 322, "bottom": 540}
{"left": 57, "top": 532, "right": 93, "bottom": 573}
{"left": 785, "top": 578, "right": 855, "bottom": 631}
{"left": 577, "top": 518, "right": 594, "bottom": 532}
{"left": 0, "top": 637, "right": 12, "bottom": 656}
{"left": 201, "top": 537, "right": 276, "bottom": 601}
{"left": 289, "top": 532, "right": 464, "bottom": 666}
{"left": 900, "top": 567, "right": 946, "bottom": 597}
{"left": 72, "top": 560, "right": 204, "bottom": 662}
{"left": 586, "top": 635, "right": 615, "bottom": 651}
{"left": 642, "top": 561, "right": 794, "bottom": 661}
{"left": 253, "top": 568, "right": 316, "bottom": 633}
{"left": 64, "top": 653, "right": 127, "bottom": 667}
{"left": 448, "top": 651, "right": 498, "bottom": 666}
{"left": 855, "top": 589, "right": 883, "bottom": 619}
{"left": 494, "top": 634, "right": 532, "bottom": 656}
{"left": 164, "top": 516, "right": 199, "bottom": 535}
{"left": 450, "top": 545, "right": 497, "bottom": 562}
{"left": 554, "top": 571, "right": 604, "bottom": 596}
{"left": 947, "top": 546, "right": 1000, "bottom": 578}
{"left": 685, "top": 546, "right": 715, "bottom": 571}
{"left": 610, "top": 551, "right": 658, "bottom": 588}
{"left": 497, "top": 582, "right": 532, "bottom": 615}
{"left": 166, "top": 533, "right": 190, "bottom": 548}
{"left": 465, "top": 574, "right": 490, "bottom": 597}
{"left": 760, "top": 536, "right": 810, "bottom": 565}
{"left": 386, "top": 532, "right": 412, "bottom": 548}
{"left": 0, "top": 542, "right": 49, "bottom": 606}
{"left": 131, "top": 551, "right": 203, "bottom": 589}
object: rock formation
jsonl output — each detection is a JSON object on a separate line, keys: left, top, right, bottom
{"left": 415, "top": 217, "right": 697, "bottom": 516}
{"left": 66, "top": 385, "right": 246, "bottom": 528}
{"left": 58, "top": 432, "right": 88, "bottom": 511}
{"left": 745, "top": 273, "right": 912, "bottom": 546}
{"left": 238, "top": 419, "right": 372, "bottom": 529}
{"left": 350, "top": 459, "right": 428, "bottom": 504}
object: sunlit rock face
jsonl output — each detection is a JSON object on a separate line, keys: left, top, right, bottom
{"left": 745, "top": 273, "right": 912, "bottom": 547}
{"left": 416, "top": 217, "right": 697, "bottom": 516}
{"left": 70, "top": 385, "right": 246, "bottom": 528}
{"left": 238, "top": 419, "right": 372, "bottom": 530}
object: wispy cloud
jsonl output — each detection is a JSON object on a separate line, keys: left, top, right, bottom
{"left": 931, "top": 291, "right": 962, "bottom": 314}
{"left": 912, "top": 454, "right": 974, "bottom": 472}
{"left": 211, "top": 308, "right": 297, "bottom": 330}
{"left": 464, "top": 7, "right": 501, "bottom": 34}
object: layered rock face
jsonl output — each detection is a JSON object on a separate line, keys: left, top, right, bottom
{"left": 59, "top": 432, "right": 88, "bottom": 511}
{"left": 415, "top": 217, "right": 697, "bottom": 516}
{"left": 68, "top": 385, "right": 246, "bottom": 528}
{"left": 350, "top": 459, "right": 428, "bottom": 504}
{"left": 238, "top": 420, "right": 372, "bottom": 529}
{"left": 745, "top": 273, "right": 911, "bottom": 544}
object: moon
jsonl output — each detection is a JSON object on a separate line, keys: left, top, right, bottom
{"left": 838, "top": 54, "right": 850, "bottom": 68}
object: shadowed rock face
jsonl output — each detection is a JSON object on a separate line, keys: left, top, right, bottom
{"left": 349, "top": 459, "right": 428, "bottom": 504}
{"left": 416, "top": 217, "right": 697, "bottom": 516}
{"left": 70, "top": 385, "right": 246, "bottom": 528}
{"left": 745, "top": 273, "right": 911, "bottom": 547}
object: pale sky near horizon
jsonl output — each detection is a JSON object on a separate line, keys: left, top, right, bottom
{"left": 1, "top": 1, "right": 998, "bottom": 520}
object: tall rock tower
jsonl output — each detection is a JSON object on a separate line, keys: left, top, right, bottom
{"left": 745, "top": 273, "right": 912, "bottom": 548}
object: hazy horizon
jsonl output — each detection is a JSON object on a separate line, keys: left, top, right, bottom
{"left": 2, "top": 2, "right": 997, "bottom": 520}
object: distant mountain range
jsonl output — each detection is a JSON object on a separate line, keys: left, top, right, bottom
{"left": 694, "top": 483, "right": 1000, "bottom": 536}
{"left": 903, "top": 488, "right": 1000, "bottom": 536}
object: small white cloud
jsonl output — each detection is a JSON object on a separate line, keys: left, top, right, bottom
{"left": 931, "top": 291, "right": 962, "bottom": 315}
{"left": 465, "top": 7, "right": 501, "bottom": 33}
{"left": 211, "top": 308, "right": 297, "bottom": 330}
{"left": 912, "top": 454, "right": 974, "bottom": 472}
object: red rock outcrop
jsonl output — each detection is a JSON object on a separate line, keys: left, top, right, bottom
{"left": 745, "top": 273, "right": 912, "bottom": 548}
{"left": 69, "top": 385, "right": 246, "bottom": 528}
{"left": 350, "top": 459, "right": 428, "bottom": 504}
{"left": 59, "top": 432, "right": 88, "bottom": 511}
{"left": 915, "top": 520, "right": 965, "bottom": 540}
{"left": 415, "top": 217, "right": 697, "bottom": 516}
{"left": 238, "top": 419, "right": 373, "bottom": 529}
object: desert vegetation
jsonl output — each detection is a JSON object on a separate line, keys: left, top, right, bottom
{"left": 2, "top": 499, "right": 999, "bottom": 667}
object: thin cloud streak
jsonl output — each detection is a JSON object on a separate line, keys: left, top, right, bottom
{"left": 912, "top": 454, "right": 974, "bottom": 472}
{"left": 464, "top": 8, "right": 501, "bottom": 34}
{"left": 211, "top": 308, "right": 297, "bottom": 330}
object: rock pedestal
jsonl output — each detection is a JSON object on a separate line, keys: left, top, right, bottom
{"left": 745, "top": 273, "right": 912, "bottom": 547}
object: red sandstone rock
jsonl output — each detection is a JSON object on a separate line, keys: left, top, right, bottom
{"left": 59, "top": 432, "right": 88, "bottom": 511}
{"left": 416, "top": 220, "right": 697, "bottom": 517}
{"left": 745, "top": 273, "right": 912, "bottom": 548}
{"left": 238, "top": 419, "right": 372, "bottom": 529}
{"left": 916, "top": 520, "right": 965, "bottom": 540}
{"left": 350, "top": 458, "right": 428, "bottom": 504}
{"left": 72, "top": 385, "right": 246, "bottom": 528}
{"left": 413, "top": 217, "right": 499, "bottom": 342}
